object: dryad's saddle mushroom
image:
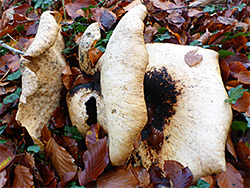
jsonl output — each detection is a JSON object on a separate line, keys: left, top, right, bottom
{"left": 67, "top": 5, "right": 232, "bottom": 181}
{"left": 16, "top": 11, "right": 66, "bottom": 146}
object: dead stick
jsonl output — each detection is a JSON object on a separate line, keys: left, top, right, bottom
{"left": 0, "top": 40, "right": 25, "bottom": 55}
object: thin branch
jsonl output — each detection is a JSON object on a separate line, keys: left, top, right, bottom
{"left": 16, "top": 19, "right": 39, "bottom": 24}
{"left": 7, "top": 33, "right": 26, "bottom": 52}
{"left": 0, "top": 40, "right": 25, "bottom": 55}
{"left": 62, "top": 0, "right": 67, "bottom": 23}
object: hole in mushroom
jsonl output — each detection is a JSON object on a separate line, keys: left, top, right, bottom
{"left": 85, "top": 97, "right": 97, "bottom": 126}
{"left": 141, "top": 66, "right": 181, "bottom": 149}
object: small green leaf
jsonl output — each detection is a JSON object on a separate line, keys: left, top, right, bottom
{"left": 0, "top": 139, "right": 7, "bottom": 145}
{"left": 27, "top": 145, "right": 40, "bottom": 153}
{"left": 225, "top": 85, "right": 247, "bottom": 104}
{"left": 246, "top": 142, "right": 250, "bottom": 149}
{"left": 157, "top": 27, "right": 167, "bottom": 34}
{"left": 0, "top": 125, "right": 7, "bottom": 135}
{"left": 218, "top": 50, "right": 235, "bottom": 58}
{"left": 231, "top": 121, "right": 248, "bottom": 135}
{"left": 14, "top": 25, "right": 25, "bottom": 33}
{"left": 64, "top": 125, "right": 83, "bottom": 141}
{"left": 0, "top": 103, "right": 2, "bottom": 110}
{"left": 3, "top": 88, "right": 22, "bottom": 104}
{"left": 6, "top": 69, "right": 21, "bottom": 81}
{"left": 75, "top": 24, "right": 87, "bottom": 33}
{"left": 197, "top": 179, "right": 210, "bottom": 188}
{"left": 189, "top": 40, "right": 202, "bottom": 46}
{"left": 203, "top": 5, "right": 216, "bottom": 13}
{"left": 154, "top": 32, "right": 172, "bottom": 42}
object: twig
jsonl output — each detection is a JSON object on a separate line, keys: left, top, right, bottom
{"left": 0, "top": 40, "right": 25, "bottom": 55}
{"left": 7, "top": 33, "right": 26, "bottom": 52}
{"left": 62, "top": 0, "right": 67, "bottom": 23}
{"left": 16, "top": 19, "right": 39, "bottom": 24}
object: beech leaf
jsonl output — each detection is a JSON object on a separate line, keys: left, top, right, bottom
{"left": 184, "top": 49, "right": 203, "bottom": 67}
{"left": 129, "top": 165, "right": 150, "bottom": 187}
{"left": 0, "top": 145, "right": 15, "bottom": 171}
{"left": 0, "top": 169, "right": 7, "bottom": 187}
{"left": 164, "top": 160, "right": 184, "bottom": 179}
{"left": 58, "top": 171, "right": 77, "bottom": 188}
{"left": 216, "top": 163, "right": 244, "bottom": 188}
{"left": 171, "top": 167, "right": 193, "bottom": 188}
{"left": 97, "top": 169, "right": 138, "bottom": 188}
{"left": 78, "top": 137, "right": 109, "bottom": 186}
{"left": 37, "top": 162, "right": 57, "bottom": 186}
{"left": 46, "top": 137, "right": 77, "bottom": 179}
{"left": 86, "top": 123, "right": 100, "bottom": 147}
{"left": 13, "top": 165, "right": 34, "bottom": 188}
{"left": 225, "top": 85, "right": 248, "bottom": 104}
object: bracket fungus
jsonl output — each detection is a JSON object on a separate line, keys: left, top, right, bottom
{"left": 67, "top": 4, "right": 232, "bottom": 181}
{"left": 16, "top": 11, "right": 66, "bottom": 145}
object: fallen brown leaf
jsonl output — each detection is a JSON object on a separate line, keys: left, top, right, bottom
{"left": 0, "top": 169, "right": 7, "bottom": 187}
{"left": 236, "top": 140, "right": 250, "bottom": 168}
{"left": 97, "top": 168, "right": 138, "bottom": 188}
{"left": 46, "top": 137, "right": 77, "bottom": 179}
{"left": 86, "top": 123, "right": 100, "bottom": 148}
{"left": 130, "top": 165, "right": 150, "bottom": 188}
{"left": 13, "top": 165, "right": 34, "bottom": 188}
{"left": 226, "top": 131, "right": 237, "bottom": 160}
{"left": 232, "top": 91, "right": 250, "bottom": 113}
{"left": 0, "top": 145, "right": 15, "bottom": 171}
{"left": 37, "top": 162, "right": 57, "bottom": 186}
{"left": 171, "top": 167, "right": 193, "bottom": 188}
{"left": 235, "top": 71, "right": 250, "bottom": 85}
{"left": 164, "top": 160, "right": 184, "bottom": 180}
{"left": 58, "top": 171, "right": 77, "bottom": 188}
{"left": 216, "top": 163, "right": 244, "bottom": 188}
{"left": 78, "top": 137, "right": 109, "bottom": 186}
{"left": 184, "top": 49, "right": 203, "bottom": 67}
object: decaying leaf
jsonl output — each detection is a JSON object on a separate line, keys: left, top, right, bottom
{"left": 58, "top": 171, "right": 77, "bottom": 188}
{"left": 226, "top": 131, "right": 237, "bottom": 160}
{"left": 184, "top": 49, "right": 203, "bottom": 67}
{"left": 236, "top": 140, "right": 250, "bottom": 168}
{"left": 232, "top": 91, "right": 250, "bottom": 113}
{"left": 86, "top": 123, "right": 100, "bottom": 147}
{"left": 171, "top": 167, "right": 193, "bottom": 188}
{"left": 129, "top": 165, "right": 150, "bottom": 187}
{"left": 164, "top": 160, "right": 184, "bottom": 180}
{"left": 13, "top": 165, "right": 34, "bottom": 188}
{"left": 78, "top": 137, "right": 109, "bottom": 186}
{"left": 0, "top": 169, "right": 7, "bottom": 187}
{"left": 15, "top": 11, "right": 67, "bottom": 146}
{"left": 97, "top": 168, "right": 138, "bottom": 188}
{"left": 216, "top": 163, "right": 244, "bottom": 188}
{"left": 37, "top": 162, "right": 57, "bottom": 186}
{"left": 46, "top": 137, "right": 77, "bottom": 179}
{"left": 0, "top": 145, "right": 15, "bottom": 171}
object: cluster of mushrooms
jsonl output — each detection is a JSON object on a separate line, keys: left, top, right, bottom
{"left": 16, "top": 5, "right": 232, "bottom": 181}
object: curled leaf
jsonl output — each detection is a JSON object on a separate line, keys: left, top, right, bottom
{"left": 171, "top": 167, "right": 193, "bottom": 188}
{"left": 0, "top": 145, "right": 15, "bottom": 171}
{"left": 164, "top": 160, "right": 184, "bottom": 180}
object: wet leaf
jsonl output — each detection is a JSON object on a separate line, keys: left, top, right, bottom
{"left": 171, "top": 167, "right": 193, "bottom": 188}
{"left": 37, "top": 162, "right": 57, "bottom": 186}
{"left": 184, "top": 49, "right": 203, "bottom": 67}
{"left": 41, "top": 124, "right": 51, "bottom": 143}
{"left": 164, "top": 160, "right": 184, "bottom": 179}
{"left": 236, "top": 140, "right": 250, "bottom": 168}
{"left": 78, "top": 137, "right": 109, "bottom": 186}
{"left": 46, "top": 137, "right": 77, "bottom": 179}
{"left": 97, "top": 168, "right": 138, "bottom": 188}
{"left": 235, "top": 71, "right": 250, "bottom": 84}
{"left": 216, "top": 163, "right": 244, "bottom": 188}
{"left": 86, "top": 123, "right": 100, "bottom": 148}
{"left": 63, "top": 136, "right": 79, "bottom": 164}
{"left": 13, "top": 165, "right": 33, "bottom": 188}
{"left": 58, "top": 171, "right": 77, "bottom": 188}
{"left": 0, "top": 145, "right": 15, "bottom": 171}
{"left": 51, "top": 107, "right": 66, "bottom": 128}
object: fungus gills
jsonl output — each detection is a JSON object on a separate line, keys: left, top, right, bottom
{"left": 142, "top": 67, "right": 181, "bottom": 140}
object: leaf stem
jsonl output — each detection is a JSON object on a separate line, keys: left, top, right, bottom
{"left": 0, "top": 40, "right": 25, "bottom": 55}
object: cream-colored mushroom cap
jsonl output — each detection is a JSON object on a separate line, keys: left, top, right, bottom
{"left": 138, "top": 43, "right": 232, "bottom": 181}
{"left": 99, "top": 4, "right": 148, "bottom": 166}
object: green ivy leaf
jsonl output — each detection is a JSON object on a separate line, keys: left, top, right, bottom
{"left": 197, "top": 179, "right": 210, "bottom": 188}
{"left": 0, "top": 125, "right": 7, "bottom": 135}
{"left": 225, "top": 85, "right": 248, "bottom": 104}
{"left": 27, "top": 145, "right": 40, "bottom": 153}
{"left": 232, "top": 121, "right": 248, "bottom": 135}
{"left": 0, "top": 139, "right": 7, "bottom": 145}
{"left": 189, "top": 40, "right": 202, "bottom": 46}
{"left": 203, "top": 5, "right": 216, "bottom": 13}
{"left": 3, "top": 88, "right": 22, "bottom": 104}
{"left": 218, "top": 50, "right": 235, "bottom": 58}
{"left": 6, "top": 69, "right": 21, "bottom": 81}
{"left": 64, "top": 125, "right": 83, "bottom": 141}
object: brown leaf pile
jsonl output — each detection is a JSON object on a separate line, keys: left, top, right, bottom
{"left": 0, "top": 0, "right": 250, "bottom": 187}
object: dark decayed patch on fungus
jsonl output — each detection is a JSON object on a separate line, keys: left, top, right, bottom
{"left": 85, "top": 97, "right": 97, "bottom": 126}
{"left": 141, "top": 67, "right": 180, "bottom": 145}
{"left": 68, "top": 82, "right": 95, "bottom": 97}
